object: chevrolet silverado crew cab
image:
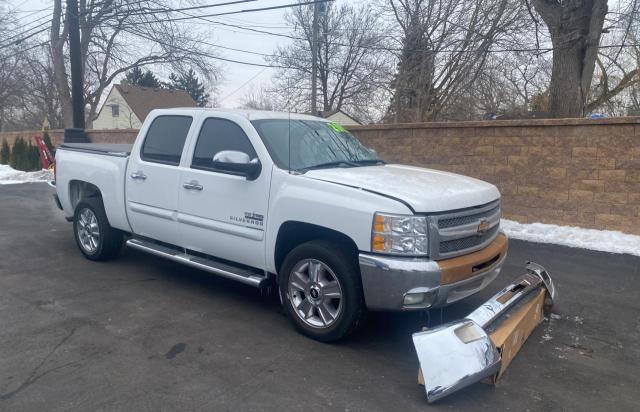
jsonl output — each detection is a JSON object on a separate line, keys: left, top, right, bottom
{"left": 53, "top": 108, "right": 507, "bottom": 341}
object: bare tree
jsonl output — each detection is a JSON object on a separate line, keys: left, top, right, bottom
{"left": 532, "top": 0, "right": 608, "bottom": 118}
{"left": 14, "top": 49, "right": 64, "bottom": 130}
{"left": 270, "top": 1, "right": 392, "bottom": 122}
{"left": 0, "top": 9, "right": 28, "bottom": 131}
{"left": 386, "top": 0, "right": 528, "bottom": 122}
{"left": 585, "top": 1, "right": 640, "bottom": 114}
{"left": 0, "top": 6, "right": 63, "bottom": 131}
{"left": 50, "top": 0, "right": 221, "bottom": 128}
{"left": 239, "top": 85, "right": 280, "bottom": 111}
{"left": 460, "top": 51, "right": 551, "bottom": 119}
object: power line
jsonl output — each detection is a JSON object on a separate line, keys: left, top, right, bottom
{"left": 1, "top": 0, "right": 322, "bottom": 51}
{"left": 114, "top": 0, "right": 260, "bottom": 16}
{"left": 9, "top": 5, "right": 54, "bottom": 14}
{"left": 0, "top": 40, "right": 49, "bottom": 59}
{"left": 210, "top": 42, "right": 277, "bottom": 57}
{"left": 0, "top": 17, "right": 52, "bottom": 48}
{"left": 100, "top": 4, "right": 535, "bottom": 54}
{"left": 219, "top": 67, "right": 268, "bottom": 102}
{"left": 0, "top": 0, "right": 262, "bottom": 49}
{"left": 6, "top": 1, "right": 640, "bottom": 57}
{"left": 118, "top": 24, "right": 386, "bottom": 90}
{"left": 12, "top": 6, "right": 54, "bottom": 22}
{"left": 120, "top": 25, "right": 288, "bottom": 68}
{"left": 106, "top": 0, "right": 334, "bottom": 25}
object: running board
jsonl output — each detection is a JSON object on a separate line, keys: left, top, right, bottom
{"left": 125, "top": 238, "right": 269, "bottom": 288}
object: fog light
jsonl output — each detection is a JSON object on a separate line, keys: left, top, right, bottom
{"left": 403, "top": 290, "right": 436, "bottom": 308}
{"left": 404, "top": 293, "right": 424, "bottom": 306}
{"left": 454, "top": 321, "right": 485, "bottom": 343}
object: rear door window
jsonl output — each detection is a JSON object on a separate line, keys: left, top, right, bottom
{"left": 191, "top": 118, "right": 257, "bottom": 171}
{"left": 141, "top": 115, "right": 193, "bottom": 165}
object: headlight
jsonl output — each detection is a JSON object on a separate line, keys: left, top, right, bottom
{"left": 371, "top": 213, "right": 429, "bottom": 256}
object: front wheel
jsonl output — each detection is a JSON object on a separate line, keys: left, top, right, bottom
{"left": 279, "top": 241, "right": 364, "bottom": 342}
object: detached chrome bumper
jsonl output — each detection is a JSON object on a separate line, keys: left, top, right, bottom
{"left": 359, "top": 233, "right": 507, "bottom": 311}
{"left": 413, "top": 262, "right": 557, "bottom": 403}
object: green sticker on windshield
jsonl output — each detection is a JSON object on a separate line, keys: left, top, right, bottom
{"left": 328, "top": 122, "right": 346, "bottom": 133}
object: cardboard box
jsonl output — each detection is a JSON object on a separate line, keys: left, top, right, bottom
{"left": 417, "top": 288, "right": 546, "bottom": 386}
{"left": 485, "top": 288, "right": 545, "bottom": 383}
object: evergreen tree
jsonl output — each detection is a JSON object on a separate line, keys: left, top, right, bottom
{"left": 125, "top": 67, "right": 162, "bottom": 88}
{"left": 10, "top": 137, "right": 26, "bottom": 171}
{"left": 125, "top": 66, "right": 144, "bottom": 85}
{"left": 27, "top": 141, "right": 41, "bottom": 171}
{"left": 167, "top": 69, "right": 209, "bottom": 107}
{"left": 0, "top": 139, "right": 10, "bottom": 164}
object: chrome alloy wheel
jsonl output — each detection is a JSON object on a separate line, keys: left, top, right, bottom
{"left": 77, "top": 208, "right": 100, "bottom": 253}
{"left": 287, "top": 259, "right": 343, "bottom": 328}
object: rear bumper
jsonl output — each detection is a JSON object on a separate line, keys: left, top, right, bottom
{"left": 359, "top": 233, "right": 507, "bottom": 311}
{"left": 52, "top": 193, "right": 63, "bottom": 211}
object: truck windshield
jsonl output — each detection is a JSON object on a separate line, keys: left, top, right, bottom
{"left": 251, "top": 119, "right": 383, "bottom": 171}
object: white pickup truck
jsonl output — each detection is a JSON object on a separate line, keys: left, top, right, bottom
{"left": 53, "top": 108, "right": 507, "bottom": 341}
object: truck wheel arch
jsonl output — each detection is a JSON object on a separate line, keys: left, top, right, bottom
{"left": 68, "top": 180, "right": 103, "bottom": 212}
{"left": 274, "top": 221, "right": 360, "bottom": 276}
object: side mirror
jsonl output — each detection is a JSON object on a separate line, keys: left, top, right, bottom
{"left": 212, "top": 150, "right": 261, "bottom": 180}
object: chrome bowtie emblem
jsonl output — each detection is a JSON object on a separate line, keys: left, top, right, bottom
{"left": 477, "top": 219, "right": 490, "bottom": 235}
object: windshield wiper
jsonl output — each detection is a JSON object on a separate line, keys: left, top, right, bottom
{"left": 299, "top": 159, "right": 386, "bottom": 172}
{"left": 299, "top": 160, "right": 360, "bottom": 171}
{"left": 350, "top": 159, "right": 386, "bottom": 165}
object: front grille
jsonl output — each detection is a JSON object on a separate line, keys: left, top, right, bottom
{"left": 439, "top": 225, "right": 499, "bottom": 254}
{"left": 429, "top": 200, "right": 501, "bottom": 259}
{"left": 438, "top": 205, "right": 501, "bottom": 229}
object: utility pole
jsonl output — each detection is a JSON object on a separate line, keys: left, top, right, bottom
{"left": 310, "top": 2, "right": 320, "bottom": 116}
{"left": 67, "top": 0, "right": 84, "bottom": 129}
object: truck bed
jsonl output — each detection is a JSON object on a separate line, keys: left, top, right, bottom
{"left": 55, "top": 142, "right": 132, "bottom": 231}
{"left": 59, "top": 143, "right": 132, "bottom": 157}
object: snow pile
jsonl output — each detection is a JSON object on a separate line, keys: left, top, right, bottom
{"left": 0, "top": 164, "right": 53, "bottom": 185}
{"left": 502, "top": 219, "right": 640, "bottom": 257}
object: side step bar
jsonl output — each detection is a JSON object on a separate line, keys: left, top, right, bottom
{"left": 126, "top": 238, "right": 269, "bottom": 288}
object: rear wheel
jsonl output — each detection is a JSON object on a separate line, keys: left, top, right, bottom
{"left": 73, "top": 197, "right": 123, "bottom": 261}
{"left": 280, "top": 241, "right": 363, "bottom": 342}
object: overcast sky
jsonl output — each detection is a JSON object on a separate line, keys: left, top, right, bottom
{"left": 4, "top": 0, "right": 296, "bottom": 108}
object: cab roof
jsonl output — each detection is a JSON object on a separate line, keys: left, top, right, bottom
{"left": 148, "top": 107, "right": 329, "bottom": 122}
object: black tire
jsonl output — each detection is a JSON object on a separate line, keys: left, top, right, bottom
{"left": 73, "top": 197, "right": 123, "bottom": 261}
{"left": 279, "top": 240, "right": 364, "bottom": 342}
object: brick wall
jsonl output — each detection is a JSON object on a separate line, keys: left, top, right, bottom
{"left": 348, "top": 117, "right": 640, "bottom": 235}
{"left": 2, "top": 118, "right": 638, "bottom": 234}
{"left": 0, "top": 128, "right": 138, "bottom": 147}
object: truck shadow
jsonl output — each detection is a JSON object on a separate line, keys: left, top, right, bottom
{"left": 121, "top": 246, "right": 496, "bottom": 347}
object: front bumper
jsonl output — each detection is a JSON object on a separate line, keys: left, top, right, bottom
{"left": 359, "top": 233, "right": 507, "bottom": 311}
{"left": 413, "top": 262, "right": 556, "bottom": 403}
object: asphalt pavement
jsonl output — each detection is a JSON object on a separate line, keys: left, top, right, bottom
{"left": 1, "top": 183, "right": 639, "bottom": 411}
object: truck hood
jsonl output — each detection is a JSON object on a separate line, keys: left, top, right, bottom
{"left": 304, "top": 164, "right": 500, "bottom": 212}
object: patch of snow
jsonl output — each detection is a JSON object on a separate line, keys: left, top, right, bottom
{"left": 550, "top": 313, "right": 562, "bottom": 320}
{"left": 501, "top": 219, "right": 640, "bottom": 257}
{"left": 0, "top": 164, "right": 52, "bottom": 185}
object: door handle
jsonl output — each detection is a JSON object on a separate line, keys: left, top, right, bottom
{"left": 183, "top": 181, "right": 203, "bottom": 191}
{"left": 130, "top": 171, "right": 147, "bottom": 180}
